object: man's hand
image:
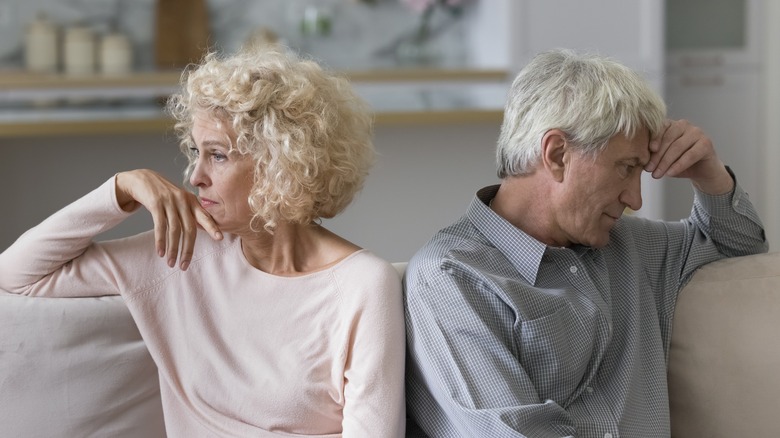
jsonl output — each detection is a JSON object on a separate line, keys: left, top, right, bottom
{"left": 645, "top": 119, "right": 734, "bottom": 195}
{"left": 115, "top": 169, "right": 222, "bottom": 271}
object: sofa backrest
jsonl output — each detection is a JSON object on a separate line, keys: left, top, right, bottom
{"left": 0, "top": 293, "right": 165, "bottom": 438}
{"left": 3, "top": 252, "right": 778, "bottom": 437}
{"left": 668, "top": 251, "right": 780, "bottom": 437}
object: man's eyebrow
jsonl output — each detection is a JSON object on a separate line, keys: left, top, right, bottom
{"left": 621, "top": 157, "right": 649, "bottom": 167}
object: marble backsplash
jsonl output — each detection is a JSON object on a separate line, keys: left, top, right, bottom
{"left": 0, "top": 0, "right": 504, "bottom": 72}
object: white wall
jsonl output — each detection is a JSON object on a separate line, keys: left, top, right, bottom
{"left": 0, "top": 133, "right": 185, "bottom": 249}
{"left": 763, "top": 1, "right": 780, "bottom": 249}
{"left": 326, "top": 123, "right": 499, "bottom": 262}
{"left": 0, "top": 123, "right": 500, "bottom": 263}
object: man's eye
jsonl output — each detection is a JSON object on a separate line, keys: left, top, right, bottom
{"left": 620, "top": 164, "right": 636, "bottom": 177}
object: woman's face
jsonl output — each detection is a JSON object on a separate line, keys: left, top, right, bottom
{"left": 189, "top": 113, "right": 256, "bottom": 234}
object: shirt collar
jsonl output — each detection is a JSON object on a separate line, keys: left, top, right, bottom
{"left": 467, "top": 185, "right": 548, "bottom": 285}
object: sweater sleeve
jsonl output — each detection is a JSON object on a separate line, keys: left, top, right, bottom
{"left": 0, "top": 176, "right": 150, "bottom": 297}
{"left": 337, "top": 256, "right": 406, "bottom": 438}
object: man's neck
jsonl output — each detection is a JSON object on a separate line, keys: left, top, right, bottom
{"left": 492, "top": 175, "right": 566, "bottom": 247}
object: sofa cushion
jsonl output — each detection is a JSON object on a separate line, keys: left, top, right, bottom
{"left": 668, "top": 251, "right": 780, "bottom": 437}
{"left": 0, "top": 293, "right": 165, "bottom": 438}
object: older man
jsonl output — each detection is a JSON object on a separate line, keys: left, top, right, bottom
{"left": 404, "top": 49, "right": 767, "bottom": 437}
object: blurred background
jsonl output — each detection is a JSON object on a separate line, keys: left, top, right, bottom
{"left": 0, "top": 0, "right": 777, "bottom": 261}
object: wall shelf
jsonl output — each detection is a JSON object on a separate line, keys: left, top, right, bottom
{"left": 0, "top": 68, "right": 508, "bottom": 137}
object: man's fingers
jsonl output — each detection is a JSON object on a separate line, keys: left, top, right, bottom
{"left": 647, "top": 120, "right": 694, "bottom": 178}
{"left": 648, "top": 119, "right": 672, "bottom": 153}
{"left": 665, "top": 136, "right": 711, "bottom": 177}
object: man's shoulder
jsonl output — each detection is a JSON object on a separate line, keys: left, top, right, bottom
{"left": 406, "top": 217, "right": 508, "bottom": 289}
{"left": 410, "top": 216, "right": 476, "bottom": 262}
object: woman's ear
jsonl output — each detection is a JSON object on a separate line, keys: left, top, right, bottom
{"left": 541, "top": 129, "right": 568, "bottom": 182}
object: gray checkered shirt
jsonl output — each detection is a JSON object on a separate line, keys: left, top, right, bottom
{"left": 404, "top": 180, "right": 767, "bottom": 438}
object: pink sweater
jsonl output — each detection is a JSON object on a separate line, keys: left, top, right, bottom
{"left": 0, "top": 177, "right": 406, "bottom": 437}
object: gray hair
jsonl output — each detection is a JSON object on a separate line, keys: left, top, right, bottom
{"left": 496, "top": 49, "right": 667, "bottom": 178}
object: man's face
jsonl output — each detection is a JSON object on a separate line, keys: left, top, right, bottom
{"left": 555, "top": 130, "right": 650, "bottom": 248}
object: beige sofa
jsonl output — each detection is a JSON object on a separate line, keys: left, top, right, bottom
{"left": 1, "top": 252, "right": 778, "bottom": 437}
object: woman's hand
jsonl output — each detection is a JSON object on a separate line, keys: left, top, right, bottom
{"left": 115, "top": 169, "right": 222, "bottom": 270}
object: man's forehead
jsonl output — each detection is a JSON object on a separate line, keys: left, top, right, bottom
{"left": 607, "top": 132, "right": 651, "bottom": 162}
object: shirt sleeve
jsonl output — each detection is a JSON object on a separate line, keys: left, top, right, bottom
{"left": 405, "top": 263, "right": 577, "bottom": 438}
{"left": 685, "top": 173, "right": 768, "bottom": 261}
{"left": 632, "top": 173, "right": 765, "bottom": 280}
{"left": 339, "top": 259, "right": 406, "bottom": 438}
{"left": 0, "top": 176, "right": 141, "bottom": 297}
{"left": 624, "top": 172, "right": 768, "bottom": 344}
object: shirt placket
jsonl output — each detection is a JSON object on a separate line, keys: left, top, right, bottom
{"left": 550, "top": 249, "right": 621, "bottom": 437}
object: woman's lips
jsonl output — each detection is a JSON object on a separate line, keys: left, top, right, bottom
{"left": 199, "top": 197, "right": 217, "bottom": 208}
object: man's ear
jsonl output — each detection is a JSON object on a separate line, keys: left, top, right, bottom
{"left": 541, "top": 129, "right": 568, "bottom": 182}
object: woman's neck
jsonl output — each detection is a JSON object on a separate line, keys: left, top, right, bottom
{"left": 239, "top": 223, "right": 360, "bottom": 276}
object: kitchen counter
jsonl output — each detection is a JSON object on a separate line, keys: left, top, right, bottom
{"left": 0, "top": 68, "right": 508, "bottom": 137}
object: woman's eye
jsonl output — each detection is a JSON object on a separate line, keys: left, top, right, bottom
{"left": 212, "top": 153, "right": 227, "bottom": 162}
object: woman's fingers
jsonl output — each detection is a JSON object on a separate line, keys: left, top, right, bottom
{"left": 194, "top": 207, "right": 223, "bottom": 241}
{"left": 165, "top": 204, "right": 182, "bottom": 268}
{"left": 177, "top": 201, "right": 204, "bottom": 271}
{"left": 147, "top": 198, "right": 169, "bottom": 258}
{"left": 117, "top": 169, "right": 222, "bottom": 271}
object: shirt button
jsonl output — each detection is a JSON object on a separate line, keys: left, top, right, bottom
{"left": 586, "top": 387, "right": 594, "bottom": 393}
{"left": 604, "top": 434, "right": 613, "bottom": 438}
{"left": 570, "top": 265, "right": 578, "bottom": 274}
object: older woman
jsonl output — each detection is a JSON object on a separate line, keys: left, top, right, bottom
{"left": 0, "top": 47, "right": 405, "bottom": 437}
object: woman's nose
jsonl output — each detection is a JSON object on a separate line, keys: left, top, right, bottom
{"left": 189, "top": 159, "right": 208, "bottom": 187}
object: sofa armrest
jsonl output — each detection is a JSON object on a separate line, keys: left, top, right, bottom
{"left": 668, "top": 251, "right": 780, "bottom": 437}
{"left": 0, "top": 293, "right": 165, "bottom": 438}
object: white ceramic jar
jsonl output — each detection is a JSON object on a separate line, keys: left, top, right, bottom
{"left": 99, "top": 32, "right": 132, "bottom": 75}
{"left": 24, "top": 13, "right": 58, "bottom": 73}
{"left": 63, "top": 24, "right": 95, "bottom": 75}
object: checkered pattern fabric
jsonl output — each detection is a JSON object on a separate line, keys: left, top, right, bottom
{"left": 404, "top": 180, "right": 766, "bottom": 438}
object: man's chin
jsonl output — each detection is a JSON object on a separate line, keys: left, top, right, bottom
{"left": 586, "top": 232, "right": 612, "bottom": 248}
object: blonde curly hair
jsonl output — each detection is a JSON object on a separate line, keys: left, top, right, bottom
{"left": 167, "top": 46, "right": 375, "bottom": 232}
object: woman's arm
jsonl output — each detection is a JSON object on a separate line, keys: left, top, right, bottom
{"left": 0, "top": 171, "right": 222, "bottom": 297}
{"left": 0, "top": 177, "right": 133, "bottom": 296}
{"left": 339, "top": 259, "right": 406, "bottom": 438}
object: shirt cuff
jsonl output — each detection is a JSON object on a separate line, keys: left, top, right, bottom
{"left": 693, "top": 166, "right": 748, "bottom": 217}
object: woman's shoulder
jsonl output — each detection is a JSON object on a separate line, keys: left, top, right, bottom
{"left": 330, "top": 250, "right": 402, "bottom": 292}
{"left": 332, "top": 249, "right": 398, "bottom": 276}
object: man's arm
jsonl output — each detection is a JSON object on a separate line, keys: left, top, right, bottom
{"left": 646, "top": 119, "right": 767, "bottom": 258}
{"left": 404, "top": 265, "right": 577, "bottom": 438}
